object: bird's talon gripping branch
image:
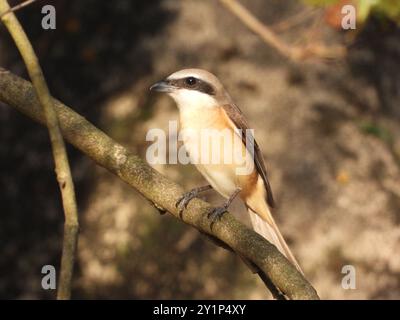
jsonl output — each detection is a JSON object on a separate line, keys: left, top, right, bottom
{"left": 208, "top": 187, "right": 241, "bottom": 222}
{"left": 175, "top": 185, "right": 213, "bottom": 214}
{"left": 207, "top": 206, "right": 228, "bottom": 222}
{"left": 175, "top": 191, "right": 196, "bottom": 214}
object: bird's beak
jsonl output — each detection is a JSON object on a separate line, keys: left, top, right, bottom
{"left": 150, "top": 79, "right": 175, "bottom": 93}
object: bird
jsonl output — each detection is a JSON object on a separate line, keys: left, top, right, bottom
{"left": 150, "top": 68, "right": 302, "bottom": 272}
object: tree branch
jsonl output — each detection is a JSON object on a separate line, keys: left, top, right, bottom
{"left": 0, "top": 71, "right": 319, "bottom": 299}
{"left": 0, "top": 0, "right": 78, "bottom": 300}
{"left": 0, "top": 0, "right": 37, "bottom": 19}
{"left": 218, "top": 0, "right": 346, "bottom": 62}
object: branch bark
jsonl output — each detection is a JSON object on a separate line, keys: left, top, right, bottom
{"left": 0, "top": 71, "right": 319, "bottom": 299}
{"left": 0, "top": 0, "right": 78, "bottom": 300}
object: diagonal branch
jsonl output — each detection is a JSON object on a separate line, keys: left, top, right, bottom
{"left": 0, "top": 0, "right": 37, "bottom": 19}
{"left": 0, "top": 71, "right": 320, "bottom": 300}
{"left": 0, "top": 0, "right": 78, "bottom": 300}
{"left": 218, "top": 0, "right": 346, "bottom": 62}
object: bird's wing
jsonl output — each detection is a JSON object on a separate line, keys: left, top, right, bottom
{"left": 222, "top": 103, "right": 275, "bottom": 208}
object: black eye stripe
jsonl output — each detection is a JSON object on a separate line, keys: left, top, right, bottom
{"left": 167, "top": 78, "right": 215, "bottom": 95}
{"left": 196, "top": 81, "right": 215, "bottom": 95}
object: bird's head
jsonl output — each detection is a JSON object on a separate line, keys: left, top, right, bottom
{"left": 150, "top": 68, "right": 229, "bottom": 110}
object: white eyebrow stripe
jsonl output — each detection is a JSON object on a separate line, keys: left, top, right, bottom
{"left": 167, "top": 73, "right": 198, "bottom": 80}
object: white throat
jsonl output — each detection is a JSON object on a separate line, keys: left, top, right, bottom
{"left": 169, "top": 89, "right": 218, "bottom": 112}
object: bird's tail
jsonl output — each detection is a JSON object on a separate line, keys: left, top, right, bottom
{"left": 248, "top": 207, "right": 303, "bottom": 274}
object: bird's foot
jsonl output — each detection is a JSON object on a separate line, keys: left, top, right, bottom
{"left": 207, "top": 205, "right": 228, "bottom": 222}
{"left": 207, "top": 187, "right": 241, "bottom": 223}
{"left": 176, "top": 190, "right": 199, "bottom": 215}
{"left": 176, "top": 185, "right": 213, "bottom": 215}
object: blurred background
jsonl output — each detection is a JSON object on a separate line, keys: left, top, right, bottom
{"left": 0, "top": 0, "right": 399, "bottom": 299}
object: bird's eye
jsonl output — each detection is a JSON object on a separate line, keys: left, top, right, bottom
{"left": 185, "top": 77, "right": 197, "bottom": 86}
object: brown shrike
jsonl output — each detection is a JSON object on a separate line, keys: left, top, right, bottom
{"left": 150, "top": 68, "right": 302, "bottom": 272}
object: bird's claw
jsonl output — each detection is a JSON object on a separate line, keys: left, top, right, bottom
{"left": 207, "top": 206, "right": 228, "bottom": 222}
{"left": 176, "top": 190, "right": 197, "bottom": 214}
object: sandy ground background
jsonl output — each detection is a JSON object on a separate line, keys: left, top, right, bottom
{"left": 0, "top": 0, "right": 399, "bottom": 299}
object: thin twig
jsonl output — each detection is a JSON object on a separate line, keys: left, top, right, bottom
{"left": 0, "top": 0, "right": 78, "bottom": 300}
{"left": 218, "top": 0, "right": 346, "bottom": 62}
{"left": 271, "top": 7, "right": 318, "bottom": 32}
{"left": 0, "top": 0, "right": 37, "bottom": 19}
{"left": 0, "top": 71, "right": 320, "bottom": 300}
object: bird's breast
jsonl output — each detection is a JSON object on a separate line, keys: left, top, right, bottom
{"left": 179, "top": 106, "right": 257, "bottom": 198}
